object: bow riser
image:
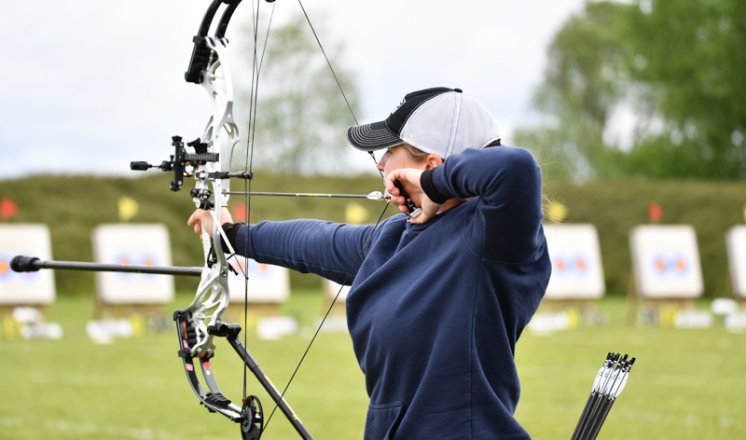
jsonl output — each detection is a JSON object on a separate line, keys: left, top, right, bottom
{"left": 186, "top": 179, "right": 232, "bottom": 357}
{"left": 185, "top": 27, "right": 242, "bottom": 358}
{"left": 14, "top": 1, "right": 316, "bottom": 438}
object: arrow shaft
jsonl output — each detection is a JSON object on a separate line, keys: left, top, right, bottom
{"left": 224, "top": 191, "right": 387, "bottom": 200}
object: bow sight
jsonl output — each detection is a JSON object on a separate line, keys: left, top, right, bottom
{"left": 130, "top": 136, "right": 252, "bottom": 208}
{"left": 131, "top": 136, "right": 214, "bottom": 192}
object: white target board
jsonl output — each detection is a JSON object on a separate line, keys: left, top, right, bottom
{"left": 323, "top": 278, "right": 351, "bottom": 303}
{"left": 726, "top": 226, "right": 746, "bottom": 298}
{"left": 92, "top": 224, "right": 174, "bottom": 304}
{"left": 227, "top": 258, "right": 289, "bottom": 304}
{"left": 630, "top": 225, "right": 703, "bottom": 298}
{"left": 0, "top": 224, "right": 56, "bottom": 305}
{"left": 543, "top": 224, "right": 605, "bottom": 299}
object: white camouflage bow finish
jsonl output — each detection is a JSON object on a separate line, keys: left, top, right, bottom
{"left": 131, "top": 1, "right": 314, "bottom": 438}
{"left": 131, "top": 1, "right": 393, "bottom": 438}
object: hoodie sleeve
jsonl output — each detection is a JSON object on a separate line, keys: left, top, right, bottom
{"left": 422, "top": 146, "right": 545, "bottom": 263}
{"left": 228, "top": 219, "right": 377, "bottom": 285}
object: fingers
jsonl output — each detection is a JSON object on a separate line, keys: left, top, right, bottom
{"left": 407, "top": 207, "right": 435, "bottom": 225}
{"left": 383, "top": 169, "right": 426, "bottom": 220}
{"left": 187, "top": 209, "right": 212, "bottom": 236}
{"left": 384, "top": 169, "right": 443, "bottom": 224}
{"left": 186, "top": 212, "right": 200, "bottom": 235}
{"left": 383, "top": 169, "right": 408, "bottom": 195}
{"left": 384, "top": 169, "right": 417, "bottom": 199}
{"left": 408, "top": 214, "right": 427, "bottom": 225}
{"left": 383, "top": 175, "right": 398, "bottom": 197}
{"left": 187, "top": 207, "right": 234, "bottom": 237}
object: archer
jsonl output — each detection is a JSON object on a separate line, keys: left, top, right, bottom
{"left": 189, "top": 87, "right": 551, "bottom": 439}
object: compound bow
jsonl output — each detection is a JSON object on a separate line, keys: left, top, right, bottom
{"left": 128, "top": 1, "right": 312, "bottom": 438}
{"left": 11, "top": 2, "right": 381, "bottom": 438}
{"left": 130, "top": 1, "right": 373, "bottom": 438}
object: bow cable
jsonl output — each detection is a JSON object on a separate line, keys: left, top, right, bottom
{"left": 240, "top": 0, "right": 276, "bottom": 427}
{"left": 259, "top": 1, "right": 391, "bottom": 432}
{"left": 235, "top": 0, "right": 392, "bottom": 435}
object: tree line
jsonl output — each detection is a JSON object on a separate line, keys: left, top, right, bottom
{"left": 514, "top": 0, "right": 745, "bottom": 180}
{"left": 238, "top": 1, "right": 744, "bottom": 181}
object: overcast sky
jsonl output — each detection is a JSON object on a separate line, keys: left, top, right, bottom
{"left": 0, "top": 0, "right": 585, "bottom": 178}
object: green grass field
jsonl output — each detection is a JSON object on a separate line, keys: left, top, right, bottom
{"left": 1, "top": 292, "right": 744, "bottom": 439}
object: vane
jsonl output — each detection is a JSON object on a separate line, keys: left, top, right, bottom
{"left": 571, "top": 352, "right": 637, "bottom": 440}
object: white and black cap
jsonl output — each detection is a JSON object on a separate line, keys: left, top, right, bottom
{"left": 347, "top": 87, "right": 500, "bottom": 158}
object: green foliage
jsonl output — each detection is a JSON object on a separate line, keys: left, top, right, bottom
{"left": 238, "top": 13, "right": 361, "bottom": 174}
{"left": 621, "top": 0, "right": 746, "bottom": 178}
{"left": 517, "top": 2, "right": 633, "bottom": 180}
{"left": 2, "top": 174, "right": 743, "bottom": 299}
{"left": 0, "top": 172, "right": 384, "bottom": 294}
{"left": 517, "top": 0, "right": 746, "bottom": 180}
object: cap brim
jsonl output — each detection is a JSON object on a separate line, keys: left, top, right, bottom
{"left": 347, "top": 121, "right": 403, "bottom": 151}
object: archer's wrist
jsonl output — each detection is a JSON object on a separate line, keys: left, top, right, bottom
{"left": 222, "top": 222, "right": 243, "bottom": 249}
{"left": 420, "top": 169, "right": 450, "bottom": 204}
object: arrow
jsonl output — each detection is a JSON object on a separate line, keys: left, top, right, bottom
{"left": 223, "top": 190, "right": 389, "bottom": 201}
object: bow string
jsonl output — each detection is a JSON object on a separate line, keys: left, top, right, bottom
{"left": 151, "top": 1, "right": 389, "bottom": 438}
{"left": 11, "top": 1, "right": 391, "bottom": 438}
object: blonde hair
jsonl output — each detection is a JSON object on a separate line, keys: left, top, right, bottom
{"left": 398, "top": 143, "right": 432, "bottom": 160}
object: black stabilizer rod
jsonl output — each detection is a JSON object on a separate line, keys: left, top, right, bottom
{"left": 218, "top": 323, "right": 314, "bottom": 440}
{"left": 11, "top": 255, "right": 202, "bottom": 277}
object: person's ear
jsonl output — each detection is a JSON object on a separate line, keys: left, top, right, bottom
{"left": 425, "top": 154, "right": 443, "bottom": 170}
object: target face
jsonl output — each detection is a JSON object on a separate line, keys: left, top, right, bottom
{"left": 0, "top": 225, "right": 56, "bottom": 305}
{"left": 726, "top": 226, "right": 746, "bottom": 298}
{"left": 92, "top": 224, "right": 174, "bottom": 304}
{"left": 227, "top": 257, "right": 289, "bottom": 304}
{"left": 630, "top": 225, "right": 703, "bottom": 298}
{"left": 543, "top": 224, "right": 605, "bottom": 299}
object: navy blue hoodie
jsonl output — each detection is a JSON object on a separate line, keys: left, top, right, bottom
{"left": 231, "top": 146, "right": 550, "bottom": 439}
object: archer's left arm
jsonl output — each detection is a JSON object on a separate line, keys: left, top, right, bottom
{"left": 224, "top": 220, "right": 375, "bottom": 285}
